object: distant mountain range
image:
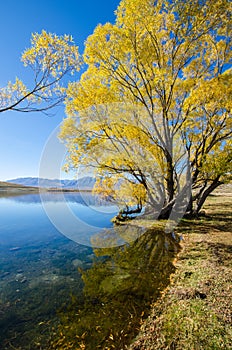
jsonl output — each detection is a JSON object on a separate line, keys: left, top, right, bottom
{"left": 7, "top": 177, "right": 96, "bottom": 190}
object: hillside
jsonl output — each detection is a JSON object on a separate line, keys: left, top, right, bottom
{"left": 6, "top": 176, "right": 95, "bottom": 190}
{"left": 0, "top": 181, "right": 40, "bottom": 195}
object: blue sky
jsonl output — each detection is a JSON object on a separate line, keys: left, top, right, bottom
{"left": 0, "top": 0, "right": 120, "bottom": 181}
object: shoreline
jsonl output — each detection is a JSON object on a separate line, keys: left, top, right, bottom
{"left": 129, "top": 194, "right": 232, "bottom": 349}
{"left": 0, "top": 184, "right": 93, "bottom": 197}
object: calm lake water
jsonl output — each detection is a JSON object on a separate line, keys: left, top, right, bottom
{"left": 0, "top": 193, "right": 180, "bottom": 349}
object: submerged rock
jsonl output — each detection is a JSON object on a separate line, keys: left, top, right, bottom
{"left": 72, "top": 259, "right": 83, "bottom": 268}
{"left": 15, "top": 273, "right": 27, "bottom": 283}
{"left": 1, "top": 271, "right": 10, "bottom": 278}
{"left": 20, "top": 277, "right": 27, "bottom": 284}
{"left": 9, "top": 247, "right": 21, "bottom": 251}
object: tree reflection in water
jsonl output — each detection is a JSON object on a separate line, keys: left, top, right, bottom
{"left": 50, "top": 226, "right": 180, "bottom": 350}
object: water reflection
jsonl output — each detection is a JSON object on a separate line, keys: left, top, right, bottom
{"left": 0, "top": 194, "right": 180, "bottom": 350}
{"left": 5, "top": 192, "right": 113, "bottom": 206}
{"left": 50, "top": 228, "right": 180, "bottom": 350}
{"left": 0, "top": 193, "right": 118, "bottom": 248}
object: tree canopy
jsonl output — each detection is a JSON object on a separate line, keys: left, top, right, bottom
{"left": 60, "top": 0, "right": 231, "bottom": 220}
{"left": 0, "top": 30, "right": 80, "bottom": 114}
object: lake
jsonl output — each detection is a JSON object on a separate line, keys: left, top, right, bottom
{"left": 0, "top": 192, "right": 180, "bottom": 349}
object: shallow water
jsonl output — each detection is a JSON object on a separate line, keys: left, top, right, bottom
{"left": 0, "top": 193, "right": 117, "bottom": 349}
{"left": 0, "top": 193, "right": 180, "bottom": 349}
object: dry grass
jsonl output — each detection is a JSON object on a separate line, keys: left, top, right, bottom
{"left": 129, "top": 195, "right": 232, "bottom": 350}
{"left": 0, "top": 181, "right": 42, "bottom": 196}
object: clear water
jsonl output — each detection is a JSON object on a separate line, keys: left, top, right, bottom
{"left": 0, "top": 193, "right": 180, "bottom": 350}
{"left": 0, "top": 193, "right": 117, "bottom": 349}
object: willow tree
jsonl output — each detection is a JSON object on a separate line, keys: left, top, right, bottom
{"left": 0, "top": 30, "right": 80, "bottom": 114}
{"left": 61, "top": 0, "right": 232, "bottom": 219}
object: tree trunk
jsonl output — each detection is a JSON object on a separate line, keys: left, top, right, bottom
{"left": 113, "top": 203, "right": 142, "bottom": 223}
{"left": 186, "top": 193, "right": 193, "bottom": 214}
{"left": 194, "top": 177, "right": 222, "bottom": 215}
{"left": 166, "top": 152, "right": 175, "bottom": 202}
{"left": 158, "top": 198, "right": 176, "bottom": 219}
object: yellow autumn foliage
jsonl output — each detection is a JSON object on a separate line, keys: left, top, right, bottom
{"left": 0, "top": 30, "right": 80, "bottom": 113}
{"left": 61, "top": 0, "right": 231, "bottom": 215}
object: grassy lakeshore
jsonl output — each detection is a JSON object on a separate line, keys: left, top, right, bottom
{"left": 0, "top": 182, "right": 42, "bottom": 198}
{"left": 0, "top": 182, "right": 91, "bottom": 197}
{"left": 130, "top": 194, "right": 232, "bottom": 350}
